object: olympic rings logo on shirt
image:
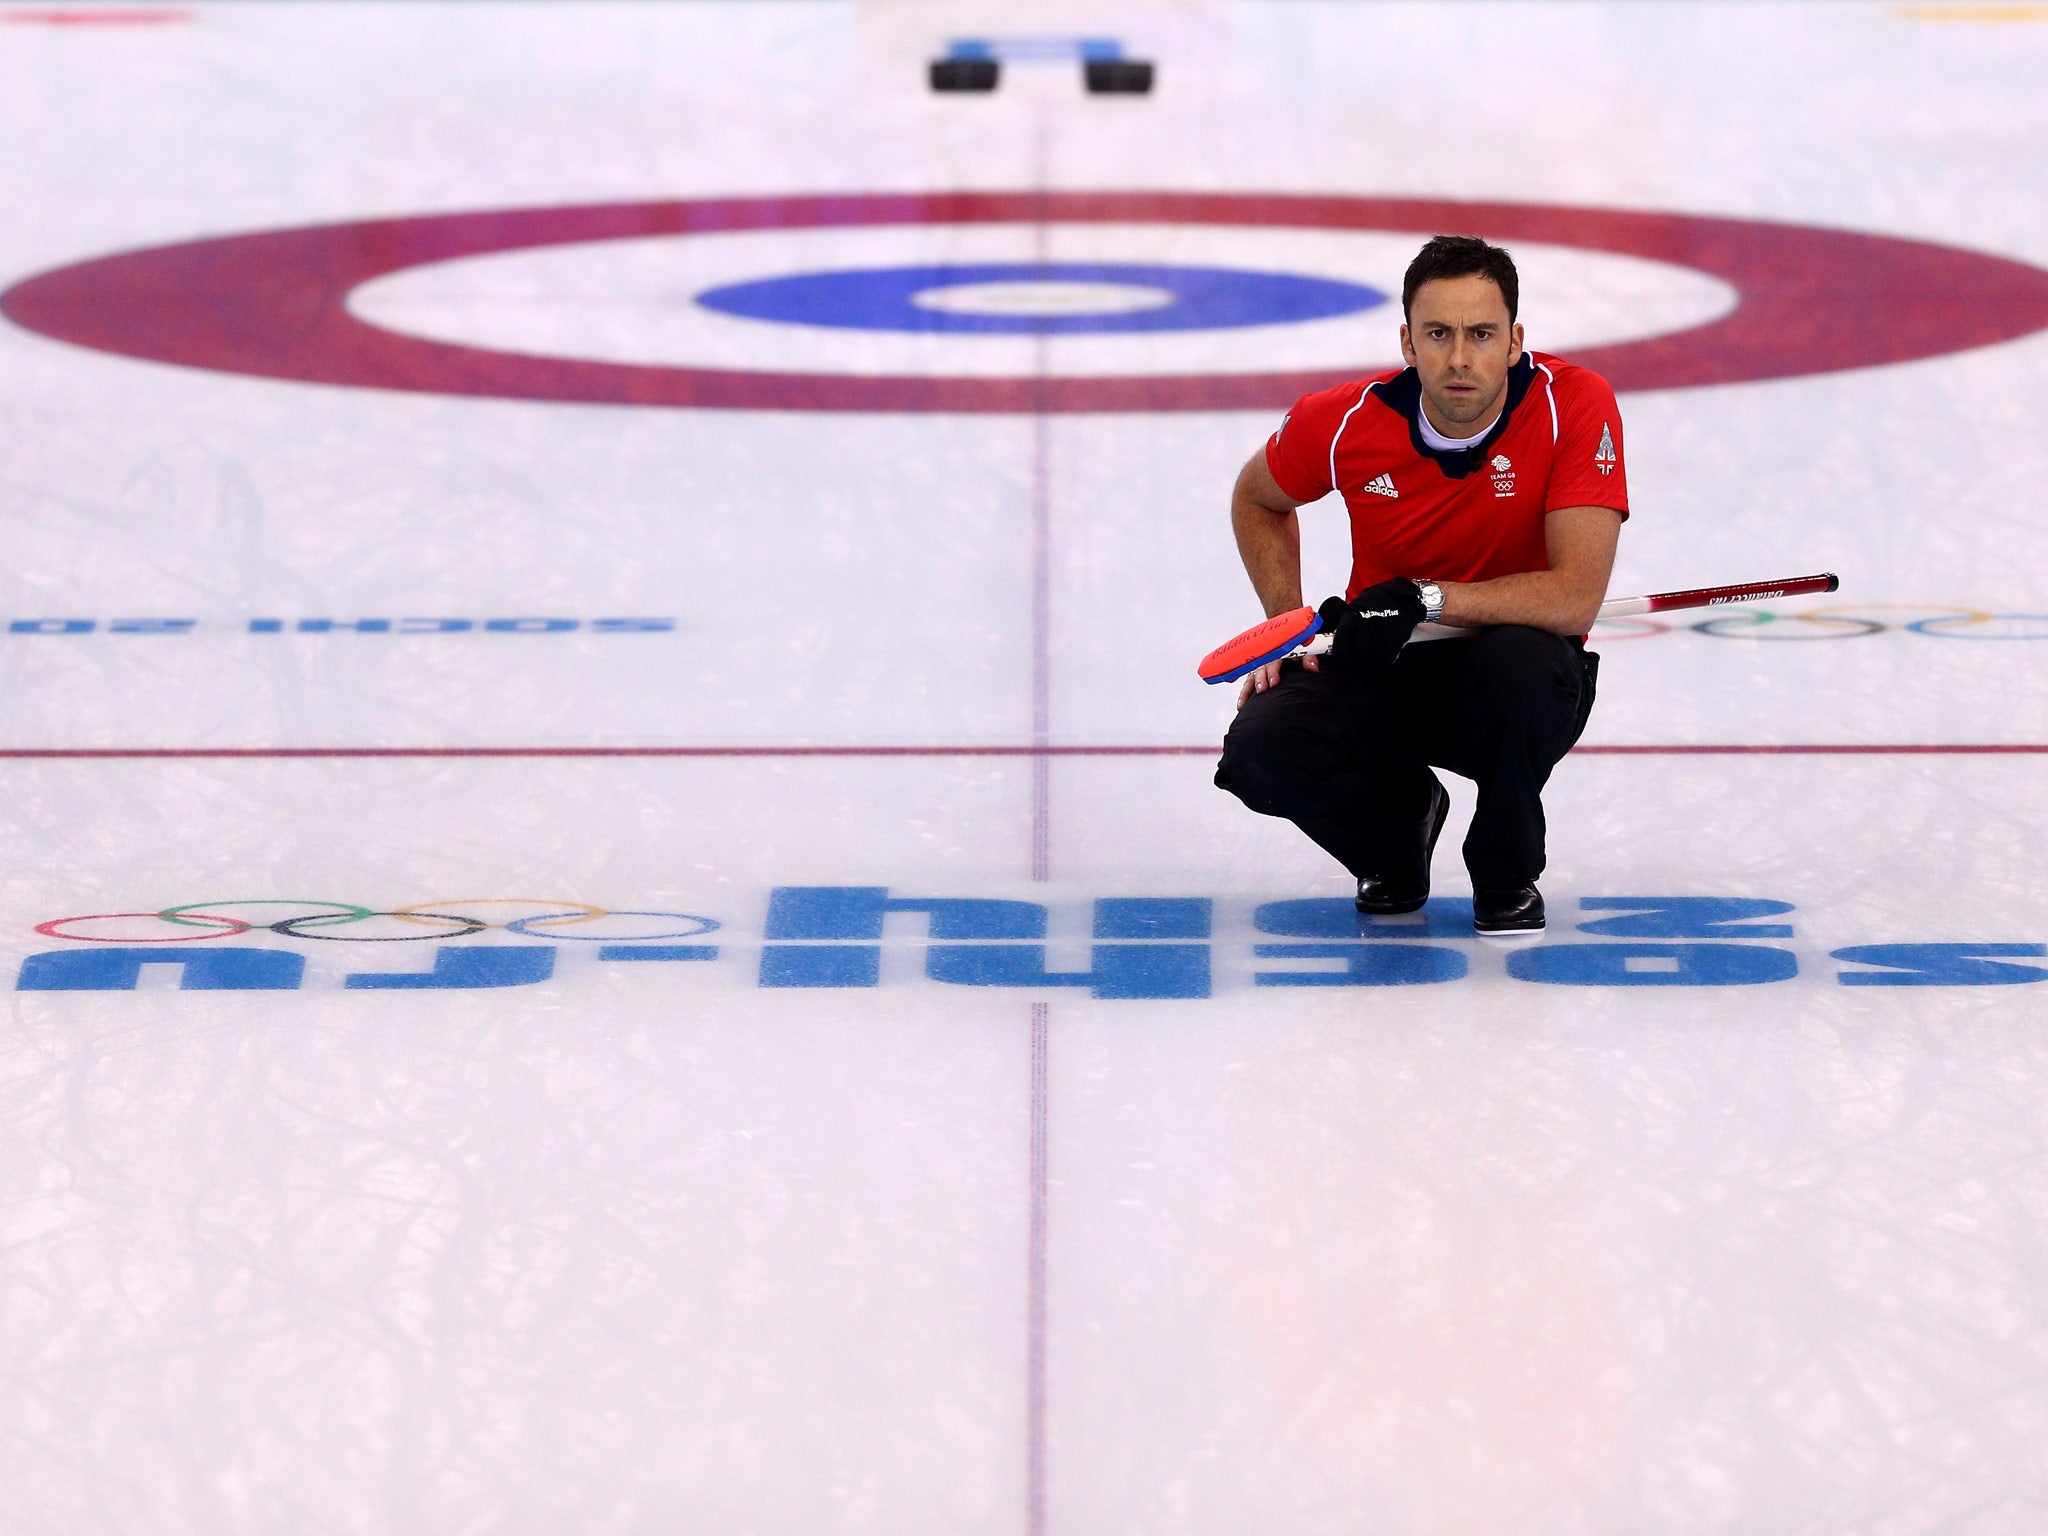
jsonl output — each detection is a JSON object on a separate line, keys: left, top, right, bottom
{"left": 35, "top": 899, "right": 720, "bottom": 944}
{"left": 1591, "top": 605, "right": 2048, "bottom": 641}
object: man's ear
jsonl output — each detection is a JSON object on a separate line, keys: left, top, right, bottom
{"left": 1399, "top": 323, "right": 1416, "bottom": 367}
{"left": 1508, "top": 321, "right": 1524, "bottom": 367}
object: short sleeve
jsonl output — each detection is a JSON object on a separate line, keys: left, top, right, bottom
{"left": 1544, "top": 367, "right": 1630, "bottom": 518}
{"left": 1262, "top": 382, "right": 1358, "bottom": 504}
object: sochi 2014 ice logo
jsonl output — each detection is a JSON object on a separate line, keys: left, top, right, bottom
{"left": 15, "top": 890, "right": 2046, "bottom": 994}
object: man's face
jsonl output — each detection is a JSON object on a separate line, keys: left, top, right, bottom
{"left": 1399, "top": 274, "right": 1524, "bottom": 434}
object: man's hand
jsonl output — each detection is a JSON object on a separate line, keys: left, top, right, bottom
{"left": 1232, "top": 575, "right": 1424, "bottom": 708}
{"left": 1234, "top": 650, "right": 1318, "bottom": 710}
{"left": 1319, "top": 579, "right": 1426, "bottom": 676}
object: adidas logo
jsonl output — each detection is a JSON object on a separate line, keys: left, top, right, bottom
{"left": 1362, "top": 473, "right": 1398, "bottom": 499}
{"left": 1596, "top": 422, "right": 1617, "bottom": 475}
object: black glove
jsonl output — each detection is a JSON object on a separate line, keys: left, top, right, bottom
{"left": 1317, "top": 579, "right": 1425, "bottom": 676}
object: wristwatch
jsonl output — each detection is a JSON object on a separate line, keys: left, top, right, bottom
{"left": 1412, "top": 579, "right": 1445, "bottom": 623}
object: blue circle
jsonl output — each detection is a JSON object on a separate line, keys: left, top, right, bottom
{"left": 693, "top": 262, "right": 1385, "bottom": 335}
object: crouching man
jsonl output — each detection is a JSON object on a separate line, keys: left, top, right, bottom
{"left": 1215, "top": 235, "right": 1626, "bottom": 933}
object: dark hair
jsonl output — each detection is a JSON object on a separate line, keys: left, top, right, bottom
{"left": 1401, "top": 235, "right": 1519, "bottom": 324}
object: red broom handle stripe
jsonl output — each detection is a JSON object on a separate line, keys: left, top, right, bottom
{"left": 1611, "top": 572, "right": 1839, "bottom": 617}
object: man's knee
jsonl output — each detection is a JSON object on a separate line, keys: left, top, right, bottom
{"left": 1461, "top": 626, "right": 1587, "bottom": 743}
{"left": 1468, "top": 623, "right": 1576, "bottom": 676}
{"left": 1218, "top": 727, "right": 1340, "bottom": 817}
{"left": 1216, "top": 683, "right": 1354, "bottom": 817}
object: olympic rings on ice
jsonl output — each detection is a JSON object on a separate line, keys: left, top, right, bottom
{"left": 1908, "top": 613, "right": 2048, "bottom": 639}
{"left": 1589, "top": 604, "right": 2041, "bottom": 641}
{"left": 34, "top": 900, "right": 722, "bottom": 943}
{"left": 273, "top": 910, "right": 490, "bottom": 942}
{"left": 502, "top": 910, "right": 722, "bottom": 940}
{"left": 1686, "top": 608, "right": 1890, "bottom": 640}
{"left": 37, "top": 911, "right": 251, "bottom": 943}
{"left": 160, "top": 899, "right": 373, "bottom": 930}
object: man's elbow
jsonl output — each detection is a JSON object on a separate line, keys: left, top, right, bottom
{"left": 1551, "top": 584, "right": 1606, "bottom": 636}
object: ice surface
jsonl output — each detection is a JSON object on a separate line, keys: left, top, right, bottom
{"left": 2, "top": 2, "right": 2047, "bottom": 1532}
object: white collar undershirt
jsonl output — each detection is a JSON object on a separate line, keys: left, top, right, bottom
{"left": 1415, "top": 403, "right": 1498, "bottom": 453}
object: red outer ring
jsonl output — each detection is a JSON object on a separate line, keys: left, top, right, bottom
{"left": 5, "top": 192, "right": 2047, "bottom": 413}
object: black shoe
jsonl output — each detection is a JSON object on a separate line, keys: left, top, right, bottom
{"left": 1355, "top": 780, "right": 1451, "bottom": 916}
{"left": 1473, "top": 884, "right": 1545, "bottom": 933}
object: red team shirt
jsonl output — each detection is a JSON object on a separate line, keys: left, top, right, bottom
{"left": 1264, "top": 351, "right": 1630, "bottom": 600}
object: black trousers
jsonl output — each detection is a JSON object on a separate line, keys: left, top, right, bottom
{"left": 1215, "top": 626, "right": 1597, "bottom": 889}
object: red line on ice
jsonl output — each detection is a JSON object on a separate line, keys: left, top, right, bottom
{"left": 1, "top": 745, "right": 2046, "bottom": 760}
